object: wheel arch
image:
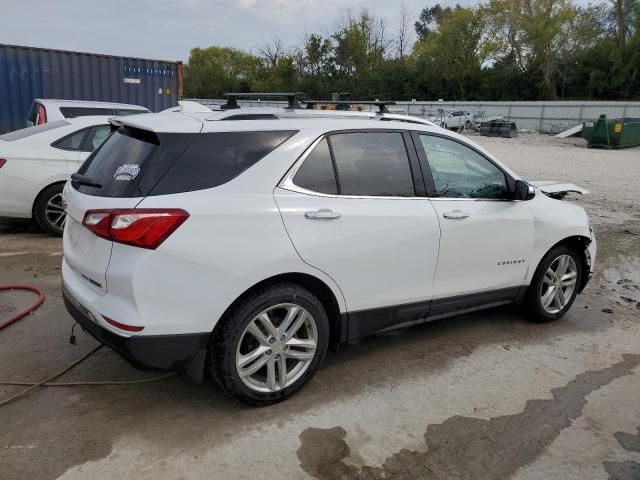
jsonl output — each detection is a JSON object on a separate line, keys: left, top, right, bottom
{"left": 213, "top": 272, "right": 346, "bottom": 345}
{"left": 31, "top": 180, "right": 67, "bottom": 217}
{"left": 536, "top": 235, "right": 592, "bottom": 293}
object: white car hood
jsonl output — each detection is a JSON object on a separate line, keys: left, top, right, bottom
{"left": 528, "top": 180, "right": 589, "bottom": 195}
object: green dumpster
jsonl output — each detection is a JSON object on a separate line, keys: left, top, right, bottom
{"left": 582, "top": 115, "right": 640, "bottom": 149}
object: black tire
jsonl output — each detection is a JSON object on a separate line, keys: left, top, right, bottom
{"left": 33, "top": 183, "right": 66, "bottom": 236}
{"left": 210, "top": 282, "right": 329, "bottom": 406}
{"left": 525, "top": 245, "right": 583, "bottom": 323}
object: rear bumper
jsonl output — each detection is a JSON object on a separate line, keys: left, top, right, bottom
{"left": 62, "top": 285, "right": 209, "bottom": 382}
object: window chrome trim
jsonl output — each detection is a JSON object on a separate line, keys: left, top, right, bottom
{"left": 278, "top": 134, "right": 425, "bottom": 200}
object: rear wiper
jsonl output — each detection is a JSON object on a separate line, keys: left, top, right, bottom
{"left": 71, "top": 173, "right": 102, "bottom": 189}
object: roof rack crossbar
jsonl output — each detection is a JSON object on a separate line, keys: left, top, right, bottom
{"left": 222, "top": 92, "right": 306, "bottom": 110}
{"left": 304, "top": 100, "right": 396, "bottom": 113}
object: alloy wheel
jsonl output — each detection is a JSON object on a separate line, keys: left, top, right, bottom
{"left": 45, "top": 193, "right": 66, "bottom": 232}
{"left": 540, "top": 254, "right": 578, "bottom": 314}
{"left": 235, "top": 303, "right": 318, "bottom": 393}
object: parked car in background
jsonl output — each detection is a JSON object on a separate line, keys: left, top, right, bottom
{"left": 61, "top": 105, "right": 595, "bottom": 405}
{"left": 0, "top": 116, "right": 112, "bottom": 235}
{"left": 27, "top": 99, "right": 149, "bottom": 127}
{"left": 429, "top": 110, "right": 474, "bottom": 130}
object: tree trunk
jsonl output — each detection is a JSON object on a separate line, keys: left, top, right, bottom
{"left": 613, "top": 0, "right": 625, "bottom": 46}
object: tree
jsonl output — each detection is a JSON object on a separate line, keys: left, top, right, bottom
{"left": 414, "top": 4, "right": 451, "bottom": 41}
{"left": 396, "top": 2, "right": 414, "bottom": 59}
{"left": 414, "top": 6, "right": 498, "bottom": 98}
{"left": 331, "top": 10, "right": 391, "bottom": 96}
{"left": 488, "top": 0, "right": 582, "bottom": 99}
{"left": 183, "top": 47, "right": 262, "bottom": 98}
{"left": 182, "top": 1, "right": 640, "bottom": 102}
{"left": 259, "top": 35, "right": 286, "bottom": 69}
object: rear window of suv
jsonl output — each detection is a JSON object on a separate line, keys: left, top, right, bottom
{"left": 74, "top": 128, "right": 296, "bottom": 197}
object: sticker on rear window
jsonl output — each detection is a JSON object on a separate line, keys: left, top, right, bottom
{"left": 114, "top": 164, "right": 141, "bottom": 181}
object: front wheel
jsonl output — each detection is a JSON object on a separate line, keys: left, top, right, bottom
{"left": 210, "top": 283, "right": 329, "bottom": 405}
{"left": 34, "top": 184, "right": 66, "bottom": 236}
{"left": 525, "top": 246, "right": 582, "bottom": 322}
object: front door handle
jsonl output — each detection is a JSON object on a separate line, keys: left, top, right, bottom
{"left": 442, "top": 210, "right": 469, "bottom": 220}
{"left": 305, "top": 208, "right": 342, "bottom": 220}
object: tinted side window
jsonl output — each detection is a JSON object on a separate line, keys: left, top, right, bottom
{"left": 151, "top": 131, "right": 297, "bottom": 195}
{"left": 60, "top": 107, "right": 113, "bottom": 118}
{"left": 329, "top": 132, "right": 414, "bottom": 197}
{"left": 84, "top": 125, "right": 112, "bottom": 151}
{"left": 293, "top": 139, "right": 338, "bottom": 194}
{"left": 115, "top": 109, "right": 149, "bottom": 116}
{"left": 53, "top": 128, "right": 90, "bottom": 151}
{"left": 419, "top": 135, "right": 508, "bottom": 199}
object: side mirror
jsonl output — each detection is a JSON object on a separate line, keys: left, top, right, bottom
{"left": 514, "top": 180, "right": 535, "bottom": 201}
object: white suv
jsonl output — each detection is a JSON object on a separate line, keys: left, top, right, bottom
{"left": 62, "top": 106, "right": 596, "bottom": 405}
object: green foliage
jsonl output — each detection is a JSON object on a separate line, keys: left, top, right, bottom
{"left": 183, "top": 4, "right": 640, "bottom": 101}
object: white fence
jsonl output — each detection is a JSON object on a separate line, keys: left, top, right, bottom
{"left": 191, "top": 98, "right": 640, "bottom": 132}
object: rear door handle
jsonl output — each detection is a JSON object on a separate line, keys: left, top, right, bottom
{"left": 442, "top": 210, "right": 469, "bottom": 220}
{"left": 305, "top": 208, "right": 342, "bottom": 220}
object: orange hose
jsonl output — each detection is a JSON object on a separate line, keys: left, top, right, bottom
{"left": 0, "top": 285, "right": 45, "bottom": 330}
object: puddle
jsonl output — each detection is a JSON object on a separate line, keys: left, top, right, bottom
{"left": 603, "top": 427, "right": 640, "bottom": 480}
{"left": 297, "top": 354, "right": 640, "bottom": 480}
{"left": 593, "top": 227, "right": 640, "bottom": 309}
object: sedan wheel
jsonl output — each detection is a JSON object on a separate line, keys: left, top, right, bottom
{"left": 45, "top": 193, "right": 67, "bottom": 232}
{"left": 540, "top": 254, "right": 578, "bottom": 314}
{"left": 236, "top": 303, "right": 318, "bottom": 393}
{"left": 34, "top": 183, "right": 66, "bottom": 236}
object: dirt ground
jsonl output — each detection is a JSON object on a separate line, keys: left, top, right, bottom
{"left": 0, "top": 134, "right": 639, "bottom": 480}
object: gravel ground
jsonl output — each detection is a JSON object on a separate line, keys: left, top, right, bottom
{"left": 0, "top": 134, "right": 639, "bottom": 480}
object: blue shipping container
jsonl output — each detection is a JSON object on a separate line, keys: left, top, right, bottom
{"left": 0, "top": 43, "right": 182, "bottom": 133}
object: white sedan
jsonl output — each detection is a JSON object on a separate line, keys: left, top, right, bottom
{"left": 429, "top": 110, "right": 474, "bottom": 130}
{"left": 0, "top": 116, "right": 112, "bottom": 235}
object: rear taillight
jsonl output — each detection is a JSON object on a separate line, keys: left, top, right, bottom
{"left": 0, "top": 159, "right": 6, "bottom": 169}
{"left": 82, "top": 209, "right": 189, "bottom": 250}
{"left": 36, "top": 104, "right": 47, "bottom": 125}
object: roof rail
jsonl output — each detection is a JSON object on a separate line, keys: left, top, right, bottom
{"left": 222, "top": 92, "right": 306, "bottom": 110}
{"left": 304, "top": 100, "right": 396, "bottom": 113}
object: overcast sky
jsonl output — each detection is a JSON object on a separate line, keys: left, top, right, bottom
{"left": 0, "top": 0, "right": 476, "bottom": 62}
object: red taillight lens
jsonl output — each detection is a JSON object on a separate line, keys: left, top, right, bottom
{"left": 102, "top": 315, "right": 144, "bottom": 332}
{"left": 82, "top": 209, "right": 189, "bottom": 250}
{"left": 37, "top": 105, "right": 47, "bottom": 125}
{"left": 0, "top": 159, "right": 6, "bottom": 169}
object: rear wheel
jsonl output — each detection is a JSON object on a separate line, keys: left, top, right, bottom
{"left": 525, "top": 246, "right": 582, "bottom": 322}
{"left": 211, "top": 283, "right": 329, "bottom": 405}
{"left": 34, "top": 184, "right": 66, "bottom": 236}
